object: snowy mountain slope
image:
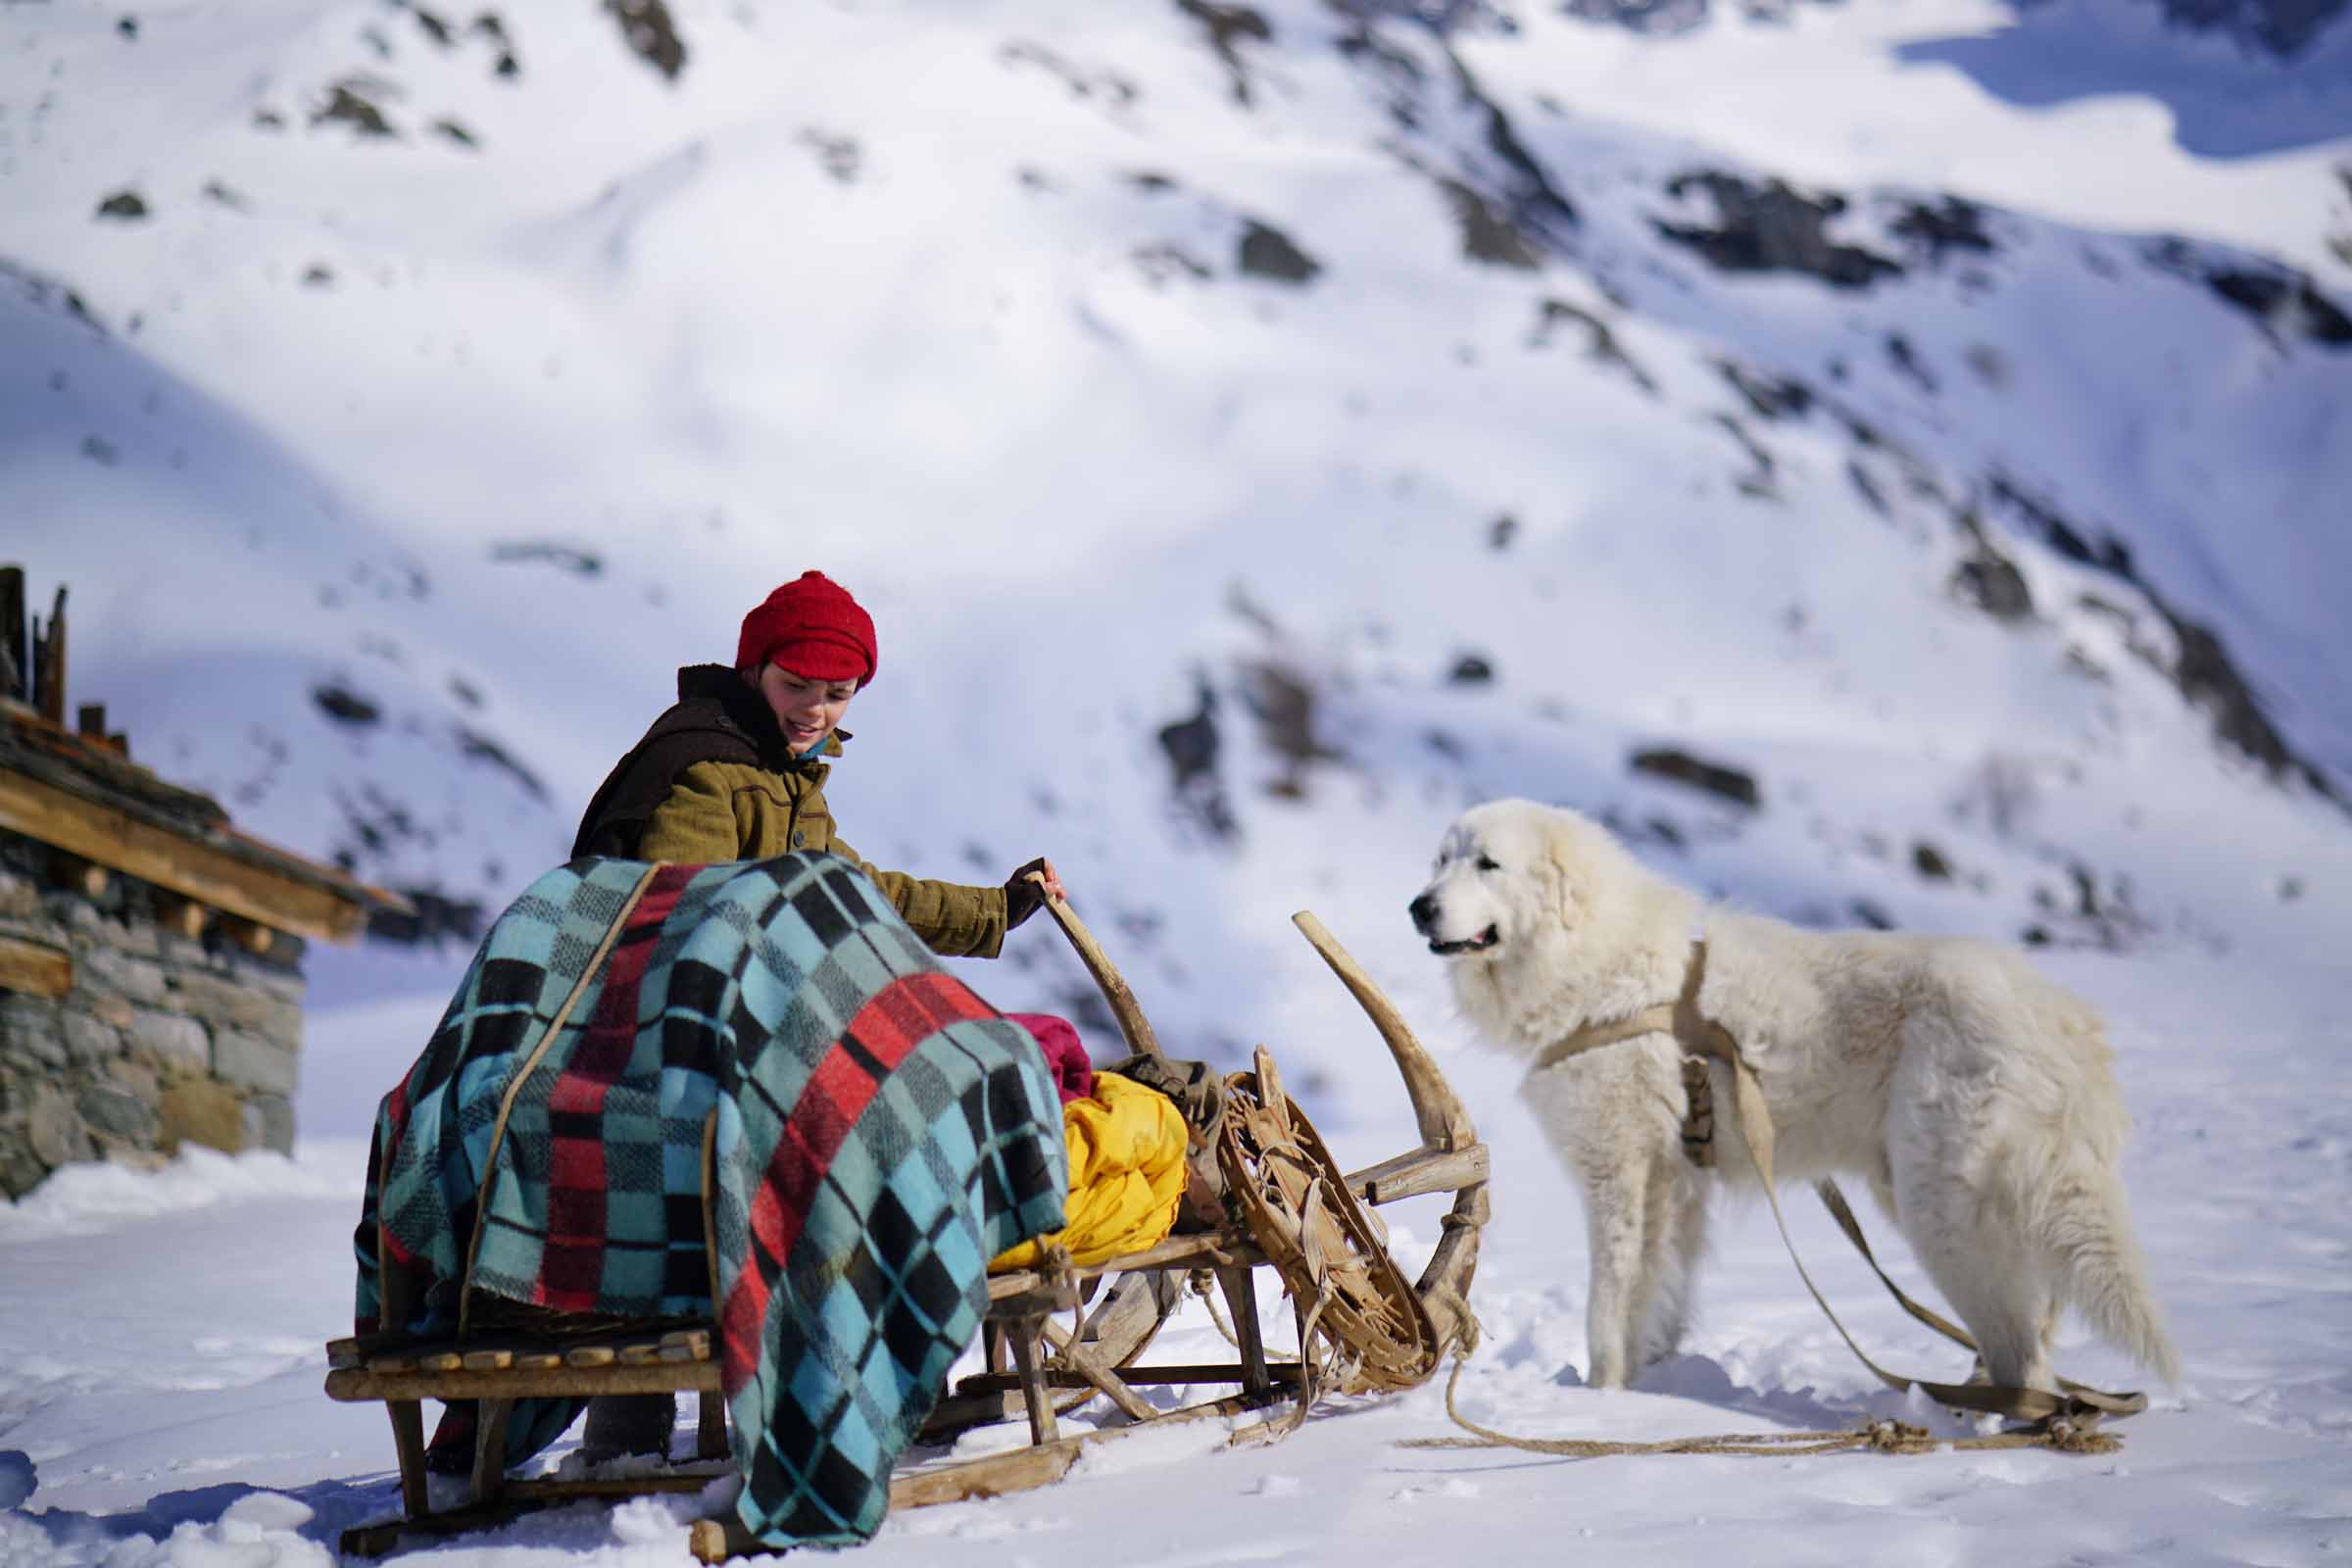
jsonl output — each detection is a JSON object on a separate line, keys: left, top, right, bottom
{"left": 7, "top": 2, "right": 2345, "bottom": 1061}
{"left": 1494, "top": 0, "right": 2352, "bottom": 227}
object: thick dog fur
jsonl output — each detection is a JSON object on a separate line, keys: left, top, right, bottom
{"left": 1411, "top": 799, "right": 2180, "bottom": 1394}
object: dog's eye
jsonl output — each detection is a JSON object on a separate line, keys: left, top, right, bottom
{"left": 1476, "top": 854, "right": 1500, "bottom": 872}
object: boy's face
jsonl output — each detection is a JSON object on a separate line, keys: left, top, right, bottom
{"left": 757, "top": 663, "right": 858, "bottom": 755}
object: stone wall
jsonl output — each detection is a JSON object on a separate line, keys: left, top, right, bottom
{"left": 0, "top": 827, "right": 307, "bottom": 1199}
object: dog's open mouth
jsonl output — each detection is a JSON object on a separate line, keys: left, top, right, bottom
{"left": 1428, "top": 925, "right": 1499, "bottom": 956}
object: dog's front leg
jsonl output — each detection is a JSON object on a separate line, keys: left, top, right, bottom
{"left": 1578, "top": 1165, "right": 1650, "bottom": 1389}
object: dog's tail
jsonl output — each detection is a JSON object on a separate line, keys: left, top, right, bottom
{"left": 2045, "top": 1153, "right": 2182, "bottom": 1386}
{"left": 1998, "top": 965, "right": 2181, "bottom": 1387}
{"left": 2032, "top": 1104, "right": 2173, "bottom": 1382}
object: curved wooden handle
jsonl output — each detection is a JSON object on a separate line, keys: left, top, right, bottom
{"left": 1027, "top": 872, "right": 1166, "bottom": 1064}
{"left": 1292, "top": 908, "right": 1488, "bottom": 1360}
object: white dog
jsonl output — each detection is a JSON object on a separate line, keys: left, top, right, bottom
{"left": 1411, "top": 798, "right": 2179, "bottom": 1395}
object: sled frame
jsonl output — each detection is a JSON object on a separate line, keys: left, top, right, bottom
{"left": 323, "top": 890, "right": 1488, "bottom": 1561}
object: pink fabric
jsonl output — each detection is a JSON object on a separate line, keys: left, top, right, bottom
{"left": 1006, "top": 1012, "right": 1093, "bottom": 1105}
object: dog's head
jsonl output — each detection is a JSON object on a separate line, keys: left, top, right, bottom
{"left": 1409, "top": 799, "right": 1611, "bottom": 963}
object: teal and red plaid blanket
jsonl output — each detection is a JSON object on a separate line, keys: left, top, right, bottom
{"left": 354, "top": 854, "right": 1067, "bottom": 1549}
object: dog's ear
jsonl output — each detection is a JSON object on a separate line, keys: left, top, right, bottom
{"left": 1541, "top": 817, "right": 1584, "bottom": 929}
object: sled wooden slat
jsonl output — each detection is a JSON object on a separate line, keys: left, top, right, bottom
{"left": 1084, "top": 1230, "right": 1268, "bottom": 1277}
{"left": 327, "top": 1358, "right": 722, "bottom": 1402}
{"left": 956, "top": 1361, "right": 1307, "bottom": 1394}
{"left": 326, "top": 1334, "right": 385, "bottom": 1369}
{"left": 470, "top": 1396, "right": 513, "bottom": 1505}
{"left": 348, "top": 1319, "right": 716, "bottom": 1377}
{"left": 684, "top": 1393, "right": 1275, "bottom": 1565}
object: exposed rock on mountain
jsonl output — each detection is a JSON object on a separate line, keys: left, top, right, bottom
{"left": 1656, "top": 173, "right": 1902, "bottom": 289}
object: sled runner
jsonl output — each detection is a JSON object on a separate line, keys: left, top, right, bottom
{"left": 325, "top": 878, "right": 1488, "bottom": 1560}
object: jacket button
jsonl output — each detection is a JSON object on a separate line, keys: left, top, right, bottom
{"left": 793, "top": 831, "right": 806, "bottom": 848}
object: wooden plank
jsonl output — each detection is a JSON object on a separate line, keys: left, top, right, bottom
{"left": 0, "top": 934, "right": 71, "bottom": 998}
{"left": 325, "top": 1360, "right": 719, "bottom": 1401}
{"left": 0, "top": 765, "right": 368, "bottom": 944}
{"left": 984, "top": 1278, "right": 1077, "bottom": 1317}
{"left": 688, "top": 1393, "right": 1273, "bottom": 1560}
{"left": 696, "top": 1390, "right": 727, "bottom": 1461}
{"left": 386, "top": 1400, "right": 429, "bottom": 1523}
{"left": 1216, "top": 1265, "right": 1272, "bottom": 1400}
{"left": 1343, "top": 1144, "right": 1491, "bottom": 1206}
{"left": 1005, "top": 1318, "right": 1057, "bottom": 1446}
{"left": 325, "top": 1337, "right": 369, "bottom": 1369}
{"left": 471, "top": 1396, "right": 514, "bottom": 1506}
{"left": 955, "top": 1362, "right": 1305, "bottom": 1395}
{"left": 1073, "top": 1230, "right": 1266, "bottom": 1279}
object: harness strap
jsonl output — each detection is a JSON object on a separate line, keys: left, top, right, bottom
{"left": 1522, "top": 940, "right": 2146, "bottom": 1427}
{"left": 1815, "top": 1177, "right": 2144, "bottom": 1416}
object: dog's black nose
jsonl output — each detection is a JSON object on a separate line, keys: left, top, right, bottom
{"left": 1408, "top": 892, "right": 1437, "bottom": 932}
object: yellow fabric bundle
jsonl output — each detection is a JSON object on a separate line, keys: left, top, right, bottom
{"left": 992, "top": 1071, "right": 1188, "bottom": 1270}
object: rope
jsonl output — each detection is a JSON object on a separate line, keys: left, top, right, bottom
{"left": 1397, "top": 1356, "right": 2124, "bottom": 1460}
{"left": 1190, "top": 1268, "right": 1244, "bottom": 1348}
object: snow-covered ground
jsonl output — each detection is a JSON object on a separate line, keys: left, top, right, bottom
{"left": 4, "top": 942, "right": 2349, "bottom": 1567}
{"left": 3, "top": 0, "right": 2349, "bottom": 1562}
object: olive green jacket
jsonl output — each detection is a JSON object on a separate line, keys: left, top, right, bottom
{"left": 640, "top": 757, "right": 1008, "bottom": 957}
{"left": 571, "top": 665, "right": 1009, "bottom": 958}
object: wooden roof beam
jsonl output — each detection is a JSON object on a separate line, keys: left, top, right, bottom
{"left": 0, "top": 766, "right": 370, "bottom": 945}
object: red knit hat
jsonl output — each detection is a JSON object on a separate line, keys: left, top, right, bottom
{"left": 735, "top": 570, "right": 877, "bottom": 686}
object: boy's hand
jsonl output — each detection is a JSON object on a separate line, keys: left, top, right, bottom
{"left": 1004, "top": 857, "right": 1064, "bottom": 929}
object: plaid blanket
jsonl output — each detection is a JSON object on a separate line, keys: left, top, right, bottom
{"left": 353, "top": 854, "right": 1068, "bottom": 1549}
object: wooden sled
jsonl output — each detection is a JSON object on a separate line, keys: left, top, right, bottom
{"left": 325, "top": 892, "right": 1489, "bottom": 1560}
